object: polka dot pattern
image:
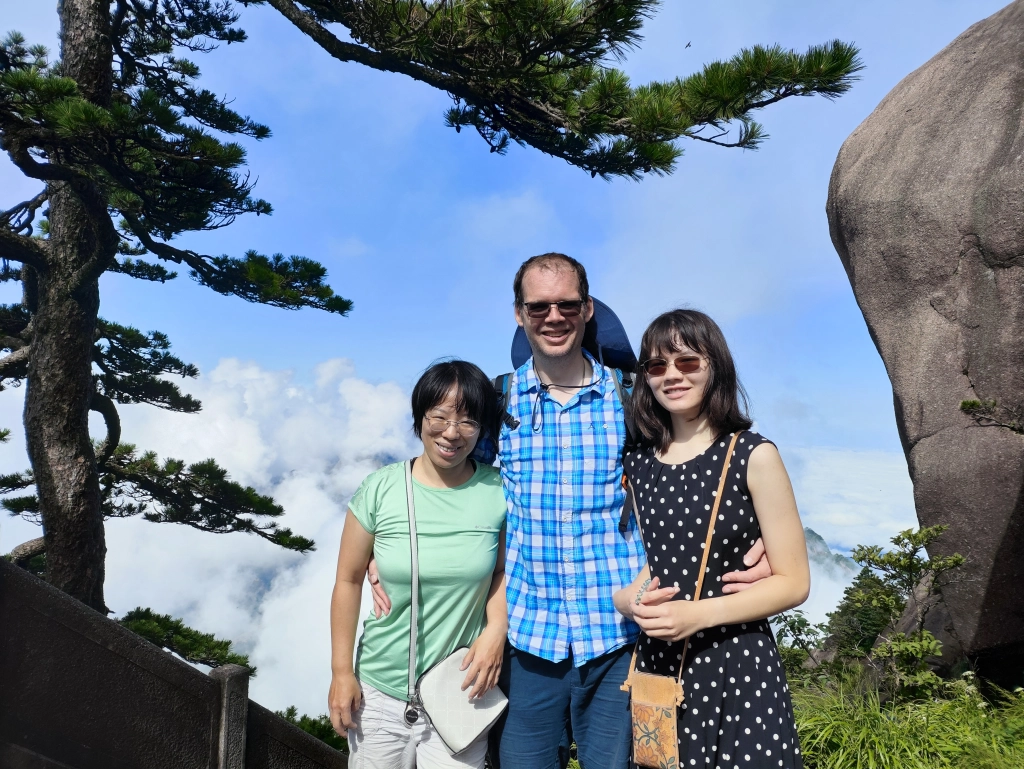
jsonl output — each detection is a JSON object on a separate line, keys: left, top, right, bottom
{"left": 626, "top": 433, "right": 803, "bottom": 768}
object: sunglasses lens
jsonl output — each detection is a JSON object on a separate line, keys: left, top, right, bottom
{"left": 643, "top": 357, "right": 702, "bottom": 376}
{"left": 524, "top": 301, "right": 583, "bottom": 318}
{"left": 525, "top": 303, "right": 548, "bottom": 318}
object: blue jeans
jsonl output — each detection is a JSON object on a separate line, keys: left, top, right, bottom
{"left": 491, "top": 642, "right": 633, "bottom": 769}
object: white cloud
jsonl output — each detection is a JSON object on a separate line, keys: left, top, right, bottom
{"left": 0, "top": 356, "right": 917, "bottom": 715}
{"left": 103, "top": 357, "right": 417, "bottom": 713}
{"left": 784, "top": 446, "right": 918, "bottom": 554}
{"left": 1, "top": 357, "right": 415, "bottom": 715}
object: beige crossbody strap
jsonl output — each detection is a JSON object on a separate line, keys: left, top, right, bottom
{"left": 625, "top": 483, "right": 644, "bottom": 680}
{"left": 676, "top": 431, "right": 742, "bottom": 681}
{"left": 626, "top": 432, "right": 743, "bottom": 685}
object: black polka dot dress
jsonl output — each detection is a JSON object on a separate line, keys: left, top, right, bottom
{"left": 625, "top": 432, "right": 803, "bottom": 769}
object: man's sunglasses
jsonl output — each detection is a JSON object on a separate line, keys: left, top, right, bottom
{"left": 639, "top": 356, "right": 703, "bottom": 377}
{"left": 520, "top": 300, "right": 586, "bottom": 319}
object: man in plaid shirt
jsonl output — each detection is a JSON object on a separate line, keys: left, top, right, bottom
{"left": 368, "top": 253, "right": 770, "bottom": 768}
{"left": 492, "top": 252, "right": 643, "bottom": 769}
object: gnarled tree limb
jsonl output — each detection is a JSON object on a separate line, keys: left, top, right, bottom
{"left": 90, "top": 391, "right": 121, "bottom": 467}
{"left": 0, "top": 346, "right": 30, "bottom": 379}
{"left": 9, "top": 536, "right": 45, "bottom": 567}
{"left": 0, "top": 191, "right": 48, "bottom": 237}
{"left": 0, "top": 226, "right": 48, "bottom": 270}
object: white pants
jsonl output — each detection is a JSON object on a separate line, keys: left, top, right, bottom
{"left": 347, "top": 682, "right": 489, "bottom": 769}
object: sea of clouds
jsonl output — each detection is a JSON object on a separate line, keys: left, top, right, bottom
{"left": 0, "top": 358, "right": 916, "bottom": 716}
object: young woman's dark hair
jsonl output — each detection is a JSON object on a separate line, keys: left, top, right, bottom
{"left": 411, "top": 360, "right": 497, "bottom": 438}
{"left": 632, "top": 309, "right": 752, "bottom": 452}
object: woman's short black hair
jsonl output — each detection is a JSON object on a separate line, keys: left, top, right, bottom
{"left": 411, "top": 360, "right": 497, "bottom": 438}
{"left": 632, "top": 309, "right": 752, "bottom": 452}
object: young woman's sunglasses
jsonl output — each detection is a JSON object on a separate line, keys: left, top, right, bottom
{"left": 640, "top": 356, "right": 703, "bottom": 377}
{"left": 521, "top": 300, "right": 586, "bottom": 319}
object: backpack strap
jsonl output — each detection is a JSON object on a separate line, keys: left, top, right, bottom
{"left": 493, "top": 373, "right": 519, "bottom": 431}
{"left": 610, "top": 367, "right": 635, "bottom": 445}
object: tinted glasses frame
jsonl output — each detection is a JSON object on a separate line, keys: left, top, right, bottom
{"left": 423, "top": 416, "right": 481, "bottom": 437}
{"left": 520, "top": 300, "right": 586, "bottom": 319}
{"left": 640, "top": 355, "right": 704, "bottom": 377}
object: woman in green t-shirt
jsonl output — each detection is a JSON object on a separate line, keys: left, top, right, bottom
{"left": 328, "top": 360, "right": 507, "bottom": 768}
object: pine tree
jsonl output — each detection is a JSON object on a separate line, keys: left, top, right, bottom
{"left": 0, "top": 1, "right": 862, "bottom": 613}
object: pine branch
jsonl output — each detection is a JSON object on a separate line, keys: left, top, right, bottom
{"left": 90, "top": 392, "right": 122, "bottom": 467}
{"left": 101, "top": 444, "right": 316, "bottom": 553}
{"left": 0, "top": 225, "right": 48, "bottom": 270}
{"left": 960, "top": 398, "right": 1024, "bottom": 434}
{"left": 119, "top": 607, "right": 256, "bottom": 674}
{"left": 94, "top": 320, "right": 202, "bottom": 412}
{"left": 0, "top": 190, "right": 47, "bottom": 237}
{"left": 7, "top": 536, "right": 44, "bottom": 567}
{"left": 268, "top": 3, "right": 861, "bottom": 179}
{"left": 0, "top": 347, "right": 30, "bottom": 380}
{"left": 2, "top": 493, "right": 40, "bottom": 524}
{"left": 122, "top": 215, "right": 352, "bottom": 314}
{"left": 108, "top": 257, "right": 177, "bottom": 282}
{"left": 0, "top": 468, "right": 34, "bottom": 495}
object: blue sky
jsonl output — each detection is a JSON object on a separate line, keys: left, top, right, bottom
{"left": 0, "top": 0, "right": 1009, "bottom": 712}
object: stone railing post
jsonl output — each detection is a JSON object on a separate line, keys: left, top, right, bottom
{"left": 209, "top": 664, "right": 250, "bottom": 769}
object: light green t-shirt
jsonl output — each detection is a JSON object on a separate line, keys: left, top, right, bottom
{"left": 349, "top": 460, "right": 506, "bottom": 701}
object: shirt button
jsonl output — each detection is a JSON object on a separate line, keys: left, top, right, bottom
{"left": 562, "top": 442, "right": 570, "bottom": 449}
{"left": 561, "top": 478, "right": 568, "bottom": 484}
{"left": 562, "top": 513, "right": 571, "bottom": 522}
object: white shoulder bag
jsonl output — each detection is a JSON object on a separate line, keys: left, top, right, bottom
{"left": 401, "top": 460, "right": 508, "bottom": 755}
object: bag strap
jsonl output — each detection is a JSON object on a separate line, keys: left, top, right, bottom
{"left": 404, "top": 460, "right": 421, "bottom": 706}
{"left": 610, "top": 368, "right": 636, "bottom": 444}
{"left": 493, "top": 373, "right": 519, "bottom": 431}
{"left": 625, "top": 431, "right": 743, "bottom": 686}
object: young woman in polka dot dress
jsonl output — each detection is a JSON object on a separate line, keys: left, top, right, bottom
{"left": 613, "top": 309, "right": 810, "bottom": 769}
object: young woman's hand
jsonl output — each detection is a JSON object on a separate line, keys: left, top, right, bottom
{"left": 632, "top": 592, "right": 706, "bottom": 643}
{"left": 461, "top": 625, "right": 505, "bottom": 699}
{"left": 328, "top": 672, "right": 363, "bottom": 735}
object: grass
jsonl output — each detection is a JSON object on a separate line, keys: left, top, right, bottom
{"left": 793, "top": 676, "right": 1024, "bottom": 769}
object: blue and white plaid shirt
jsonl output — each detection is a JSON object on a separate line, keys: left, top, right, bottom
{"left": 499, "top": 350, "right": 644, "bottom": 665}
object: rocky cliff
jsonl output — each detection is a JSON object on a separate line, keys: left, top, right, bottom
{"left": 826, "top": 0, "right": 1024, "bottom": 677}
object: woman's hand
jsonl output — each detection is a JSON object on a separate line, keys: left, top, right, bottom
{"left": 328, "top": 672, "right": 362, "bottom": 735}
{"left": 632, "top": 591, "right": 708, "bottom": 643}
{"left": 461, "top": 625, "right": 505, "bottom": 699}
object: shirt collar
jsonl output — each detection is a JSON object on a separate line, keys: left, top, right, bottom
{"left": 516, "top": 349, "right": 610, "bottom": 397}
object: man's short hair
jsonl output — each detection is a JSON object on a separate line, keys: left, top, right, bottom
{"left": 513, "top": 253, "right": 590, "bottom": 306}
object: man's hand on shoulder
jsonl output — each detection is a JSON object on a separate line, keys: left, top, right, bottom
{"left": 367, "top": 557, "right": 391, "bottom": 617}
{"left": 721, "top": 538, "right": 772, "bottom": 594}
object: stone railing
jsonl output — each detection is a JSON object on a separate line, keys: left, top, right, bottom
{"left": 0, "top": 556, "right": 346, "bottom": 769}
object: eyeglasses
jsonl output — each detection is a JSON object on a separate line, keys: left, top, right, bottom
{"left": 640, "top": 355, "right": 704, "bottom": 377}
{"left": 520, "top": 300, "right": 586, "bottom": 319}
{"left": 424, "top": 416, "right": 481, "bottom": 437}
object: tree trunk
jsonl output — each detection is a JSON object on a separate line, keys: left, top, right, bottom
{"left": 22, "top": 0, "right": 116, "bottom": 612}
{"left": 26, "top": 183, "right": 107, "bottom": 611}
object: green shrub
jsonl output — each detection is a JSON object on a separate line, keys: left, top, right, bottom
{"left": 276, "top": 706, "right": 348, "bottom": 753}
{"left": 793, "top": 675, "right": 1024, "bottom": 769}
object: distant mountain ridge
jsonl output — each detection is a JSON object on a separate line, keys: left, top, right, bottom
{"left": 804, "top": 527, "right": 858, "bottom": 581}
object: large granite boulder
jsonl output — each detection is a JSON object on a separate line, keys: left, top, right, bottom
{"left": 827, "top": 0, "right": 1024, "bottom": 680}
